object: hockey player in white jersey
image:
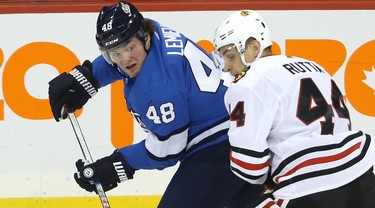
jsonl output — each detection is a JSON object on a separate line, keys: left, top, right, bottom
{"left": 213, "top": 10, "right": 375, "bottom": 208}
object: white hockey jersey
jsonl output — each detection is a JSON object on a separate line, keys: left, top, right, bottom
{"left": 225, "top": 54, "right": 375, "bottom": 200}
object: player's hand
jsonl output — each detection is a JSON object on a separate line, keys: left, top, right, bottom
{"left": 246, "top": 192, "right": 280, "bottom": 208}
{"left": 48, "top": 60, "right": 98, "bottom": 122}
{"left": 74, "top": 150, "right": 135, "bottom": 193}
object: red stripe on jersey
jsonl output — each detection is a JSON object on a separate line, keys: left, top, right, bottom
{"left": 275, "top": 142, "right": 361, "bottom": 182}
{"left": 276, "top": 199, "right": 284, "bottom": 206}
{"left": 264, "top": 201, "right": 276, "bottom": 208}
{"left": 230, "top": 150, "right": 270, "bottom": 170}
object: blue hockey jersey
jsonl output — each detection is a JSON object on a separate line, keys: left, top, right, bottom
{"left": 91, "top": 20, "right": 229, "bottom": 170}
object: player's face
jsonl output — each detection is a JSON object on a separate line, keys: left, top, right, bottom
{"left": 218, "top": 44, "right": 246, "bottom": 76}
{"left": 108, "top": 37, "right": 147, "bottom": 77}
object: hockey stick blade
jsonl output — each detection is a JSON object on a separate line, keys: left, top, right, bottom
{"left": 67, "top": 112, "right": 111, "bottom": 208}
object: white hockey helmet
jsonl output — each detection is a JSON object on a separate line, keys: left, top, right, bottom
{"left": 213, "top": 10, "right": 272, "bottom": 66}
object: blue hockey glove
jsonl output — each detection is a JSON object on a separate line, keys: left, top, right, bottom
{"left": 48, "top": 60, "right": 98, "bottom": 122}
{"left": 74, "top": 150, "right": 135, "bottom": 193}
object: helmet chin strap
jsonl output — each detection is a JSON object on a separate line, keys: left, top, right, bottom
{"left": 240, "top": 53, "right": 251, "bottom": 67}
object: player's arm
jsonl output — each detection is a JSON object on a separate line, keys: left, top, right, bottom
{"left": 225, "top": 84, "right": 275, "bottom": 184}
{"left": 119, "top": 127, "right": 188, "bottom": 170}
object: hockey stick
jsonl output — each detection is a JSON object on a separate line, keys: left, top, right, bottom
{"left": 67, "top": 112, "right": 111, "bottom": 208}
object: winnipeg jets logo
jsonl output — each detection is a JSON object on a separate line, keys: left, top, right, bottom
{"left": 121, "top": 3, "right": 132, "bottom": 17}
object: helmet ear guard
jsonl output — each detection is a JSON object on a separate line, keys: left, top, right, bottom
{"left": 213, "top": 10, "right": 272, "bottom": 66}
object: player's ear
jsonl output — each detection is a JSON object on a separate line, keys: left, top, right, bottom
{"left": 254, "top": 40, "right": 261, "bottom": 51}
{"left": 248, "top": 40, "right": 261, "bottom": 58}
{"left": 145, "top": 33, "right": 151, "bottom": 49}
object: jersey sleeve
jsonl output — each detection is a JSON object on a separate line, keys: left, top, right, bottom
{"left": 118, "top": 129, "right": 187, "bottom": 170}
{"left": 225, "top": 81, "right": 277, "bottom": 184}
{"left": 91, "top": 55, "right": 123, "bottom": 88}
{"left": 121, "top": 89, "right": 190, "bottom": 170}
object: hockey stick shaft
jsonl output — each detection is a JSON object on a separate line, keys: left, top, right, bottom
{"left": 67, "top": 112, "right": 111, "bottom": 208}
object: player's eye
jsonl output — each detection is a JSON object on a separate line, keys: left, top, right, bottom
{"left": 125, "top": 46, "right": 134, "bottom": 52}
{"left": 110, "top": 52, "right": 120, "bottom": 58}
{"left": 224, "top": 54, "right": 235, "bottom": 62}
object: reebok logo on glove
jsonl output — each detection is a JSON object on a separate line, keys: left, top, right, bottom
{"left": 113, "top": 161, "right": 129, "bottom": 182}
{"left": 70, "top": 68, "right": 98, "bottom": 97}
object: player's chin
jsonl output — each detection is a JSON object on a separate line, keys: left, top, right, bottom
{"left": 231, "top": 71, "right": 238, "bottom": 77}
{"left": 126, "top": 69, "right": 140, "bottom": 78}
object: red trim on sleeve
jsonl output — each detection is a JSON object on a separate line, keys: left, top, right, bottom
{"left": 230, "top": 150, "right": 270, "bottom": 170}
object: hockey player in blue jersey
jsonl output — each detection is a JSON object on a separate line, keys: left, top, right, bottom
{"left": 48, "top": 1, "right": 262, "bottom": 207}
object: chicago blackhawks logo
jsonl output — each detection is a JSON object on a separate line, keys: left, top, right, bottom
{"left": 234, "top": 66, "right": 250, "bottom": 83}
{"left": 240, "top": 11, "right": 250, "bottom": 16}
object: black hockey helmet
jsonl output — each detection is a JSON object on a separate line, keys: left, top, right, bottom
{"left": 96, "top": 1, "right": 144, "bottom": 51}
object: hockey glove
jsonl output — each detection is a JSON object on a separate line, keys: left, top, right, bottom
{"left": 74, "top": 150, "right": 135, "bottom": 193}
{"left": 48, "top": 60, "right": 98, "bottom": 122}
{"left": 262, "top": 170, "right": 276, "bottom": 195}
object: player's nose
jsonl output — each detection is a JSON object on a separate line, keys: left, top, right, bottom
{"left": 223, "top": 64, "right": 231, "bottom": 72}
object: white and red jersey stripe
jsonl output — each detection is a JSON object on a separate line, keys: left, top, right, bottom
{"left": 225, "top": 55, "right": 375, "bottom": 200}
